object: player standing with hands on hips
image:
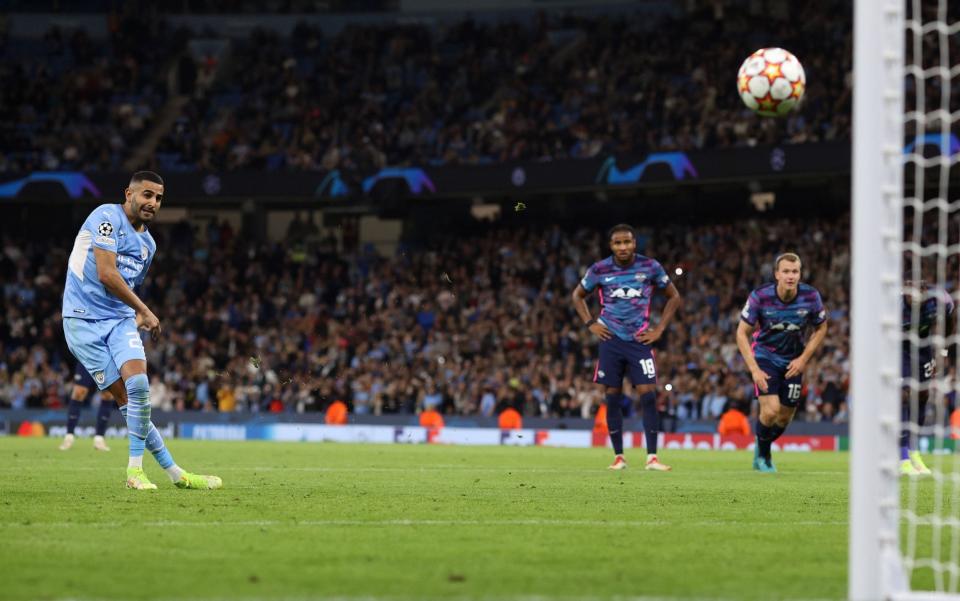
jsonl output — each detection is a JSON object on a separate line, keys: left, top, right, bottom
{"left": 572, "top": 224, "right": 683, "bottom": 471}
{"left": 736, "top": 253, "right": 828, "bottom": 473}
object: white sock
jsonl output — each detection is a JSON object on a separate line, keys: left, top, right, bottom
{"left": 63, "top": 433, "right": 74, "bottom": 441}
{"left": 128, "top": 456, "right": 143, "bottom": 469}
{"left": 166, "top": 465, "right": 184, "bottom": 482}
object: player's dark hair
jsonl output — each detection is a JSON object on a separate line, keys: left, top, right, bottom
{"left": 129, "top": 171, "right": 164, "bottom": 187}
{"left": 608, "top": 224, "right": 636, "bottom": 242}
{"left": 775, "top": 252, "right": 802, "bottom": 270}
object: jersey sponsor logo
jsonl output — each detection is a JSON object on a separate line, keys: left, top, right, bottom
{"left": 609, "top": 287, "right": 643, "bottom": 299}
{"left": 769, "top": 322, "right": 802, "bottom": 332}
{"left": 95, "top": 235, "right": 116, "bottom": 246}
{"left": 97, "top": 222, "right": 114, "bottom": 236}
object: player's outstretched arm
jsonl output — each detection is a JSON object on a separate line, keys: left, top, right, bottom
{"left": 636, "top": 283, "right": 682, "bottom": 344}
{"left": 785, "top": 320, "right": 828, "bottom": 379}
{"left": 736, "top": 319, "right": 769, "bottom": 393}
{"left": 571, "top": 284, "right": 611, "bottom": 340}
{"left": 93, "top": 247, "right": 161, "bottom": 340}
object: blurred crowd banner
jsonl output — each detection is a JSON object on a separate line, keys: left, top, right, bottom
{"left": 178, "top": 423, "right": 843, "bottom": 452}
{"left": 0, "top": 142, "right": 853, "bottom": 202}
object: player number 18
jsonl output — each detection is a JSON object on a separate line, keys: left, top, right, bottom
{"left": 639, "top": 358, "right": 656, "bottom": 377}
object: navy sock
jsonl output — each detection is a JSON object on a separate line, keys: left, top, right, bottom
{"left": 756, "top": 419, "right": 776, "bottom": 460}
{"left": 640, "top": 392, "right": 658, "bottom": 454}
{"left": 95, "top": 398, "right": 113, "bottom": 437}
{"left": 901, "top": 395, "right": 929, "bottom": 452}
{"left": 66, "top": 399, "right": 83, "bottom": 435}
{"left": 605, "top": 393, "right": 624, "bottom": 455}
{"left": 769, "top": 424, "right": 786, "bottom": 442}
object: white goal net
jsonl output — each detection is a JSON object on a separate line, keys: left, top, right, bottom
{"left": 851, "top": 1, "right": 960, "bottom": 600}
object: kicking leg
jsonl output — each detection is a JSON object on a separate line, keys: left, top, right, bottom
{"left": 118, "top": 362, "right": 221, "bottom": 490}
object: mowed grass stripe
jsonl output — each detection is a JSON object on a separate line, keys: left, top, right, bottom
{"left": 0, "top": 437, "right": 868, "bottom": 601}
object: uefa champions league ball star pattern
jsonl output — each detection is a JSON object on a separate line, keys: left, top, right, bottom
{"left": 737, "top": 47, "right": 806, "bottom": 117}
{"left": 97, "top": 222, "right": 113, "bottom": 236}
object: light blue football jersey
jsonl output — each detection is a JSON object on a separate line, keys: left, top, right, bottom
{"left": 62, "top": 203, "right": 156, "bottom": 320}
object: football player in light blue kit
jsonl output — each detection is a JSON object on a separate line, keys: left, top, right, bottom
{"left": 62, "top": 171, "right": 221, "bottom": 490}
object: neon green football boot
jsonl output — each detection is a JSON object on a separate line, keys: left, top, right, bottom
{"left": 909, "top": 451, "right": 932, "bottom": 475}
{"left": 900, "top": 459, "right": 921, "bottom": 476}
{"left": 174, "top": 471, "right": 223, "bottom": 490}
{"left": 126, "top": 467, "right": 158, "bottom": 490}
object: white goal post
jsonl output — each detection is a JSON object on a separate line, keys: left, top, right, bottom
{"left": 850, "top": 1, "right": 959, "bottom": 599}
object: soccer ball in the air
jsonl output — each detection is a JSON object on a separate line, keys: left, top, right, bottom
{"left": 737, "top": 48, "right": 805, "bottom": 117}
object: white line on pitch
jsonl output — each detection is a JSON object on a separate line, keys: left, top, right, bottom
{"left": 1, "top": 518, "right": 848, "bottom": 528}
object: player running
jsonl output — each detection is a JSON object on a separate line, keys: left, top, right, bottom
{"left": 58, "top": 364, "right": 115, "bottom": 451}
{"left": 62, "top": 171, "right": 221, "bottom": 490}
{"left": 572, "top": 224, "right": 683, "bottom": 471}
{"left": 736, "top": 253, "right": 828, "bottom": 473}
{"left": 900, "top": 280, "right": 955, "bottom": 476}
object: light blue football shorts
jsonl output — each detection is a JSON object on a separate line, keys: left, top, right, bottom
{"left": 63, "top": 317, "right": 146, "bottom": 390}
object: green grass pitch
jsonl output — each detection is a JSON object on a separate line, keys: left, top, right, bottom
{"left": 0, "top": 437, "right": 950, "bottom": 600}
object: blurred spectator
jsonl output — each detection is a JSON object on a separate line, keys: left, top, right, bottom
{"left": 718, "top": 403, "right": 751, "bottom": 437}
{"left": 0, "top": 214, "right": 863, "bottom": 425}
{"left": 498, "top": 407, "right": 523, "bottom": 430}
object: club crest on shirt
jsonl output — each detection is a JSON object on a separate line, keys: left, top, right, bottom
{"left": 140, "top": 245, "right": 148, "bottom": 260}
{"left": 635, "top": 273, "right": 647, "bottom": 282}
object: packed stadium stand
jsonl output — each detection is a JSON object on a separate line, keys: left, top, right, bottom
{"left": 1, "top": 215, "right": 856, "bottom": 424}
{"left": 0, "top": 0, "right": 876, "bottom": 430}
{"left": 1, "top": 2, "right": 852, "bottom": 174}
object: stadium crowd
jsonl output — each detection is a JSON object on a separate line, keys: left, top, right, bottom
{"left": 0, "top": 216, "right": 852, "bottom": 425}
{"left": 0, "top": 14, "right": 187, "bottom": 173}
{"left": 1, "top": 3, "right": 852, "bottom": 174}
{"left": 156, "top": 3, "right": 851, "bottom": 172}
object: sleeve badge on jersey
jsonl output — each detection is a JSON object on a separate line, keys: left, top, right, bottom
{"left": 97, "top": 222, "right": 114, "bottom": 236}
